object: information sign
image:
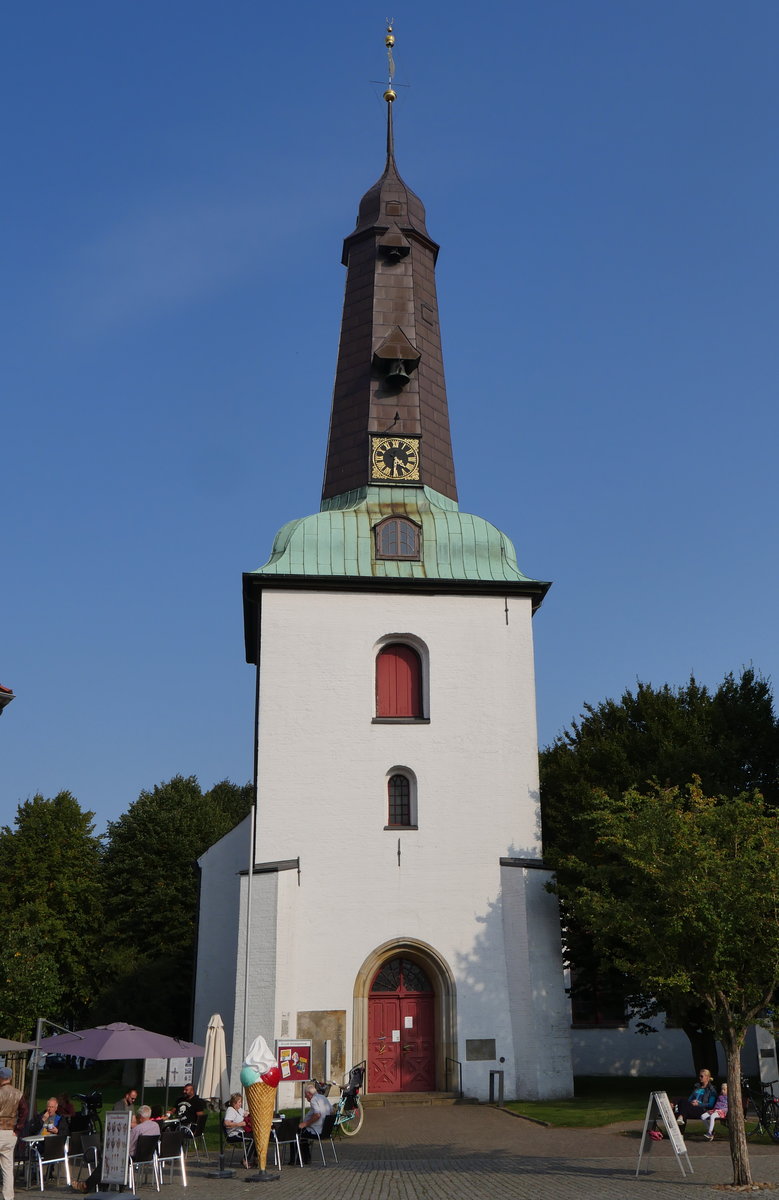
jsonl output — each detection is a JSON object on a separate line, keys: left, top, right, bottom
{"left": 636, "top": 1091, "right": 693, "bottom": 1178}
{"left": 102, "top": 1111, "right": 132, "bottom": 1186}
{"left": 276, "top": 1040, "right": 312, "bottom": 1082}
{"left": 143, "top": 1056, "right": 194, "bottom": 1089}
{"left": 755, "top": 1025, "right": 779, "bottom": 1085}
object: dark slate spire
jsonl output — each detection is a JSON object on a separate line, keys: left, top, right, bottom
{"left": 321, "top": 48, "right": 458, "bottom": 504}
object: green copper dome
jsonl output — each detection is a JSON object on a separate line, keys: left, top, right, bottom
{"left": 251, "top": 486, "right": 540, "bottom": 585}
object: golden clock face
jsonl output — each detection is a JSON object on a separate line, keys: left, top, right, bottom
{"left": 370, "top": 436, "right": 421, "bottom": 482}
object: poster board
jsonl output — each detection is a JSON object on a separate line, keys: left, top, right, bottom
{"left": 636, "top": 1091, "right": 693, "bottom": 1178}
{"left": 275, "top": 1040, "right": 312, "bottom": 1083}
{"left": 143, "top": 1056, "right": 194, "bottom": 1089}
{"left": 755, "top": 1024, "right": 779, "bottom": 1085}
{"left": 102, "top": 1111, "right": 132, "bottom": 1186}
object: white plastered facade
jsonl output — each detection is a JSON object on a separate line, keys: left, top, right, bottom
{"left": 203, "top": 585, "right": 572, "bottom": 1102}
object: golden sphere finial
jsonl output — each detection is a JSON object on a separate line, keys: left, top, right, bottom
{"left": 385, "top": 33, "right": 395, "bottom": 48}
{"left": 383, "top": 88, "right": 396, "bottom": 103}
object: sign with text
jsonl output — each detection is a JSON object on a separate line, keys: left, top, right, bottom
{"left": 276, "top": 1040, "right": 312, "bottom": 1083}
{"left": 102, "top": 1111, "right": 131, "bottom": 1186}
{"left": 636, "top": 1091, "right": 693, "bottom": 1179}
{"left": 143, "top": 1056, "right": 194, "bottom": 1089}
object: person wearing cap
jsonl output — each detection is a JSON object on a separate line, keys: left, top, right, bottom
{"left": 0, "top": 1066, "right": 28, "bottom": 1200}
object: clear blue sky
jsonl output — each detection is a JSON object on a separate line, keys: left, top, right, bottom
{"left": 3, "top": 2, "right": 778, "bottom": 833}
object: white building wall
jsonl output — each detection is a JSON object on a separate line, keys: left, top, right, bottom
{"left": 572, "top": 1023, "right": 728, "bottom": 1078}
{"left": 239, "top": 586, "right": 571, "bottom": 1100}
{"left": 192, "top": 816, "right": 250, "bottom": 1054}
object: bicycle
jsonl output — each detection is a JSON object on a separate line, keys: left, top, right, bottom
{"left": 72, "top": 1090, "right": 103, "bottom": 1138}
{"left": 313, "top": 1065, "right": 365, "bottom": 1136}
{"left": 741, "top": 1076, "right": 779, "bottom": 1140}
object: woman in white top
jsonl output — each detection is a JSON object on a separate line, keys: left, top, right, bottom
{"left": 224, "top": 1093, "right": 251, "bottom": 1167}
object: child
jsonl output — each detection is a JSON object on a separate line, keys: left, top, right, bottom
{"left": 702, "top": 1083, "right": 728, "bottom": 1140}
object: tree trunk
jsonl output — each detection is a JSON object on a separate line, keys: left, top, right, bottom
{"left": 681, "top": 1021, "right": 719, "bottom": 1076}
{"left": 725, "top": 1038, "right": 752, "bottom": 1186}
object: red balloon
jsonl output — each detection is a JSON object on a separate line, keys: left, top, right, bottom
{"left": 261, "top": 1065, "right": 282, "bottom": 1088}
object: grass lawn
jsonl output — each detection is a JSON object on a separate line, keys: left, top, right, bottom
{"left": 506, "top": 1076, "right": 695, "bottom": 1128}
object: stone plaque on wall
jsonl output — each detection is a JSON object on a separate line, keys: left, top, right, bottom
{"left": 466, "top": 1039, "right": 496, "bottom": 1061}
{"left": 296, "top": 1010, "right": 346, "bottom": 1082}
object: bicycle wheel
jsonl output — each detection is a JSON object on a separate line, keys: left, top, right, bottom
{"left": 339, "top": 1097, "right": 363, "bottom": 1136}
{"left": 744, "top": 1095, "right": 764, "bottom": 1138}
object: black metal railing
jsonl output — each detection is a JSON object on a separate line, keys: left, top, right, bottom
{"left": 445, "top": 1056, "right": 463, "bottom": 1098}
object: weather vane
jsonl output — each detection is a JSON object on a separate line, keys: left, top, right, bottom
{"left": 384, "top": 20, "right": 396, "bottom": 102}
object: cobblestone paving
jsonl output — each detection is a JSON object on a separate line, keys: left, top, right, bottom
{"left": 78, "top": 1106, "right": 779, "bottom": 1200}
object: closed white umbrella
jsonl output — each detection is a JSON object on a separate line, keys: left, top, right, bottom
{"left": 197, "top": 1013, "right": 228, "bottom": 1103}
{"left": 198, "top": 1013, "right": 231, "bottom": 1177}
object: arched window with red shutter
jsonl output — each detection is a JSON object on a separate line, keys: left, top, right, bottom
{"left": 376, "top": 643, "right": 423, "bottom": 718}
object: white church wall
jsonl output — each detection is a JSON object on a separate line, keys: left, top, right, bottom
{"left": 501, "top": 865, "right": 573, "bottom": 1099}
{"left": 228, "top": 869, "right": 280, "bottom": 1091}
{"left": 193, "top": 816, "right": 250, "bottom": 1054}
{"left": 243, "top": 586, "right": 567, "bottom": 1099}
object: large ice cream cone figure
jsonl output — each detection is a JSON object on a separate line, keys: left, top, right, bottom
{"left": 240, "top": 1034, "right": 282, "bottom": 1181}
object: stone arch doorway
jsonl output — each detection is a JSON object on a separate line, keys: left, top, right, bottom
{"left": 353, "top": 939, "right": 457, "bottom": 1094}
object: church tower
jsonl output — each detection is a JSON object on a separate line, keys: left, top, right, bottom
{"left": 195, "top": 29, "right": 572, "bottom": 1101}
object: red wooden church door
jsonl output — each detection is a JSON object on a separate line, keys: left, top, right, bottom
{"left": 368, "top": 958, "right": 436, "bottom": 1092}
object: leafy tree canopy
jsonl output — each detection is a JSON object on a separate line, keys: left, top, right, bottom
{"left": 549, "top": 780, "right": 779, "bottom": 1185}
{"left": 540, "top": 669, "right": 779, "bottom": 1072}
{"left": 97, "top": 775, "right": 251, "bottom": 1035}
{"left": 0, "top": 792, "right": 102, "bottom": 1023}
{"left": 541, "top": 669, "right": 779, "bottom": 857}
{"left": 0, "top": 915, "right": 62, "bottom": 1041}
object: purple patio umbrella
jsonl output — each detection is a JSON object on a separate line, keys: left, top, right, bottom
{"left": 31, "top": 1022, "right": 205, "bottom": 1118}
{"left": 0, "top": 1038, "right": 34, "bottom": 1052}
{"left": 35, "top": 1022, "right": 204, "bottom": 1060}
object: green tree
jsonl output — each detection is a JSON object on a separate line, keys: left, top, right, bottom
{"left": 0, "top": 792, "right": 103, "bottom": 1025}
{"left": 540, "top": 668, "right": 779, "bottom": 1066}
{"left": 95, "top": 776, "right": 252, "bottom": 1036}
{"left": 549, "top": 781, "right": 779, "bottom": 1186}
{"left": 0, "top": 915, "right": 62, "bottom": 1040}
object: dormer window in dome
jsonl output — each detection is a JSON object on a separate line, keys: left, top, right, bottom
{"left": 375, "top": 516, "right": 420, "bottom": 560}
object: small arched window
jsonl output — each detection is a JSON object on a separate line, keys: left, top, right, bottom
{"left": 376, "top": 644, "right": 422, "bottom": 718}
{"left": 388, "top": 774, "right": 411, "bottom": 826}
{"left": 375, "top": 517, "right": 420, "bottom": 560}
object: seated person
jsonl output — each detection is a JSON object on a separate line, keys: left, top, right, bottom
{"left": 224, "top": 1093, "right": 251, "bottom": 1167}
{"left": 38, "top": 1097, "right": 62, "bottom": 1136}
{"left": 174, "top": 1083, "right": 206, "bottom": 1130}
{"left": 673, "top": 1068, "right": 717, "bottom": 1131}
{"left": 223, "top": 1093, "right": 247, "bottom": 1140}
{"left": 129, "top": 1105, "right": 160, "bottom": 1156}
{"left": 702, "top": 1083, "right": 728, "bottom": 1140}
{"left": 297, "top": 1084, "right": 333, "bottom": 1164}
{"left": 111, "top": 1088, "right": 138, "bottom": 1113}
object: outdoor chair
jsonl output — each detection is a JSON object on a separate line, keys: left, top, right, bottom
{"left": 225, "top": 1128, "right": 254, "bottom": 1169}
{"left": 305, "top": 1112, "right": 339, "bottom": 1165}
{"left": 155, "top": 1128, "right": 187, "bottom": 1186}
{"left": 33, "top": 1134, "right": 71, "bottom": 1191}
{"left": 66, "top": 1132, "right": 86, "bottom": 1178}
{"left": 129, "top": 1133, "right": 160, "bottom": 1191}
{"left": 270, "top": 1116, "right": 302, "bottom": 1172}
{"left": 182, "top": 1113, "right": 208, "bottom": 1164}
{"left": 76, "top": 1132, "right": 101, "bottom": 1180}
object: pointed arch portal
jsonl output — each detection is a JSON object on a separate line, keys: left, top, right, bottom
{"left": 353, "top": 939, "right": 457, "bottom": 1093}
